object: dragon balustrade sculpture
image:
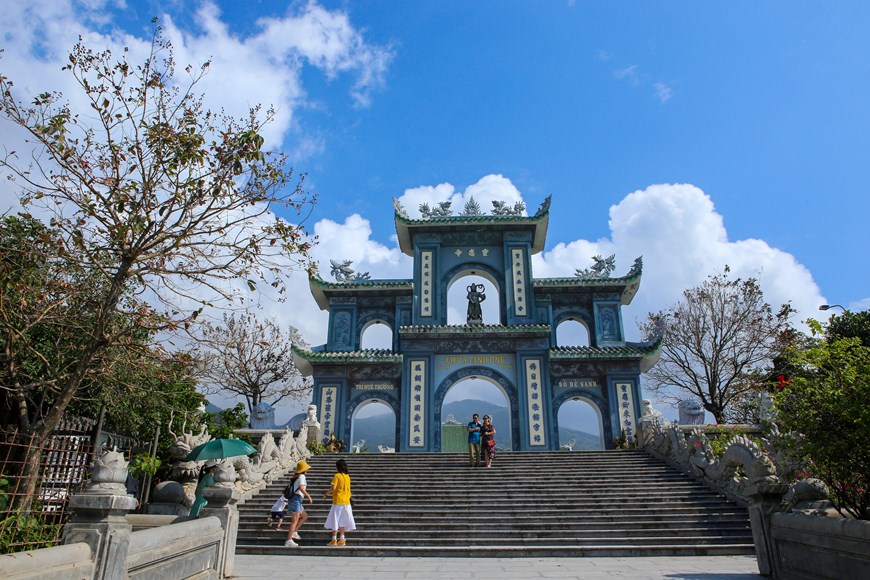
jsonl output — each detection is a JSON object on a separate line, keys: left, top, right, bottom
{"left": 638, "top": 400, "right": 832, "bottom": 515}
{"left": 162, "top": 415, "right": 312, "bottom": 510}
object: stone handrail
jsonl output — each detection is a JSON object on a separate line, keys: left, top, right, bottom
{"left": 638, "top": 403, "right": 861, "bottom": 578}
{"left": 126, "top": 516, "right": 224, "bottom": 579}
{"left": 0, "top": 542, "right": 94, "bottom": 580}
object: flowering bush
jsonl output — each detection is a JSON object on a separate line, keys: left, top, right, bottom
{"left": 775, "top": 321, "right": 870, "bottom": 520}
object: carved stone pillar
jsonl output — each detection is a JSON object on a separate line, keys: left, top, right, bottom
{"left": 201, "top": 462, "right": 241, "bottom": 578}
{"left": 745, "top": 482, "right": 789, "bottom": 577}
{"left": 63, "top": 449, "right": 138, "bottom": 580}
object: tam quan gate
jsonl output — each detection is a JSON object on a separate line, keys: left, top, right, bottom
{"left": 292, "top": 197, "right": 661, "bottom": 452}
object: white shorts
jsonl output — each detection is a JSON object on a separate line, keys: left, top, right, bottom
{"left": 324, "top": 504, "right": 356, "bottom": 532}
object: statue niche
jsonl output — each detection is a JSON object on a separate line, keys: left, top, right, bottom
{"left": 466, "top": 283, "right": 486, "bottom": 325}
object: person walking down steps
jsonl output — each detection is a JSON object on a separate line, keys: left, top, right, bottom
{"left": 322, "top": 458, "right": 356, "bottom": 546}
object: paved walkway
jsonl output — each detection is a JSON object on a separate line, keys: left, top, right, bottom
{"left": 233, "top": 555, "right": 763, "bottom": 579}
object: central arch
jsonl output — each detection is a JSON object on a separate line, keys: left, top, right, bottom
{"left": 434, "top": 366, "right": 520, "bottom": 451}
{"left": 441, "top": 262, "right": 504, "bottom": 325}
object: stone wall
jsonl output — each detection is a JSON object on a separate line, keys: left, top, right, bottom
{"left": 126, "top": 517, "right": 223, "bottom": 579}
{"left": 768, "top": 512, "right": 870, "bottom": 578}
{"left": 0, "top": 543, "right": 94, "bottom": 580}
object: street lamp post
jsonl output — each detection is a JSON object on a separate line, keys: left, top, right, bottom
{"left": 819, "top": 304, "right": 846, "bottom": 312}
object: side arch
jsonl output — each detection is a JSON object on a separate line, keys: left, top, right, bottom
{"left": 357, "top": 311, "right": 396, "bottom": 349}
{"left": 344, "top": 391, "right": 401, "bottom": 450}
{"left": 433, "top": 366, "right": 520, "bottom": 451}
{"left": 552, "top": 310, "right": 593, "bottom": 347}
{"left": 552, "top": 389, "right": 611, "bottom": 449}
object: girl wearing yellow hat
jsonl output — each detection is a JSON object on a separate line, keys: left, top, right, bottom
{"left": 284, "top": 460, "right": 313, "bottom": 547}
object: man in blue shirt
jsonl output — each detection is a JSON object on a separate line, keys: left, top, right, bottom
{"left": 467, "top": 414, "right": 482, "bottom": 467}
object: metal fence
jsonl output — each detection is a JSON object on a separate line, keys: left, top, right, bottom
{"left": 0, "top": 415, "right": 139, "bottom": 554}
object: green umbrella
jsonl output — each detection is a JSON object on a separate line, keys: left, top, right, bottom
{"left": 183, "top": 438, "right": 257, "bottom": 462}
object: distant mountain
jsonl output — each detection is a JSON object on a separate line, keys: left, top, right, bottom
{"left": 349, "top": 413, "right": 397, "bottom": 450}
{"left": 442, "top": 398, "right": 509, "bottom": 431}
{"left": 558, "top": 426, "right": 601, "bottom": 450}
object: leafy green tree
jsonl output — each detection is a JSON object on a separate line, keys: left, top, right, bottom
{"left": 775, "top": 319, "right": 870, "bottom": 519}
{"left": 640, "top": 267, "right": 794, "bottom": 423}
{"left": 826, "top": 310, "right": 870, "bottom": 347}
{"left": 67, "top": 350, "right": 205, "bottom": 447}
{"left": 0, "top": 29, "right": 314, "bottom": 511}
{"left": 201, "top": 402, "right": 249, "bottom": 440}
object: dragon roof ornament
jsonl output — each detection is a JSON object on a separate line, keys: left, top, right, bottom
{"left": 329, "top": 259, "right": 371, "bottom": 282}
{"left": 393, "top": 198, "right": 409, "bottom": 219}
{"left": 534, "top": 195, "right": 552, "bottom": 217}
{"left": 575, "top": 254, "right": 616, "bottom": 278}
{"left": 491, "top": 200, "right": 525, "bottom": 216}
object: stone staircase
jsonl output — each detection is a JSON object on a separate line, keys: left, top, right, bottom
{"left": 235, "top": 451, "right": 755, "bottom": 557}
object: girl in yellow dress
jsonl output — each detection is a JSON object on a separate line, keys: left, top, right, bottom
{"left": 322, "top": 458, "right": 356, "bottom": 546}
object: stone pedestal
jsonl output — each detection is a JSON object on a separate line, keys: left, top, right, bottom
{"left": 64, "top": 491, "right": 138, "bottom": 580}
{"left": 305, "top": 421, "right": 321, "bottom": 447}
{"left": 201, "top": 485, "right": 241, "bottom": 578}
{"left": 745, "top": 482, "right": 789, "bottom": 576}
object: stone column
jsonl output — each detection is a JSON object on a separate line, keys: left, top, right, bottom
{"left": 201, "top": 462, "right": 241, "bottom": 578}
{"left": 63, "top": 449, "right": 138, "bottom": 580}
{"left": 745, "top": 482, "right": 789, "bottom": 577}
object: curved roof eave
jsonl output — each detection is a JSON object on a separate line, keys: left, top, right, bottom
{"left": 394, "top": 213, "right": 550, "bottom": 256}
{"left": 532, "top": 257, "right": 643, "bottom": 305}
{"left": 308, "top": 275, "right": 414, "bottom": 311}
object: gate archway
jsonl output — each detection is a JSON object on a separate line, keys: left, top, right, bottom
{"left": 434, "top": 367, "right": 519, "bottom": 452}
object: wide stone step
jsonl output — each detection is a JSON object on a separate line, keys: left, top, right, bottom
{"left": 241, "top": 512, "right": 749, "bottom": 527}
{"left": 235, "top": 451, "right": 754, "bottom": 558}
{"left": 236, "top": 543, "right": 755, "bottom": 558}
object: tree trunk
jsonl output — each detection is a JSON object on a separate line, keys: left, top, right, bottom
{"left": 13, "top": 430, "right": 47, "bottom": 514}
{"left": 12, "top": 267, "right": 128, "bottom": 512}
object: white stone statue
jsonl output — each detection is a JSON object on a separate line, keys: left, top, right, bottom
{"left": 88, "top": 447, "right": 129, "bottom": 494}
{"left": 303, "top": 404, "right": 321, "bottom": 446}
{"left": 677, "top": 399, "right": 706, "bottom": 425}
{"left": 378, "top": 445, "right": 396, "bottom": 454}
{"left": 250, "top": 401, "right": 277, "bottom": 429}
{"left": 560, "top": 439, "right": 575, "bottom": 452}
{"left": 351, "top": 440, "right": 366, "bottom": 454}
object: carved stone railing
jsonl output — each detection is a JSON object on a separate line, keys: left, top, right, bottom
{"left": 158, "top": 421, "right": 312, "bottom": 514}
{"left": 637, "top": 403, "right": 870, "bottom": 578}
{"left": 0, "top": 446, "right": 238, "bottom": 580}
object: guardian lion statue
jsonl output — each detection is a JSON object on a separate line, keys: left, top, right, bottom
{"left": 678, "top": 399, "right": 706, "bottom": 425}
{"left": 251, "top": 401, "right": 277, "bottom": 429}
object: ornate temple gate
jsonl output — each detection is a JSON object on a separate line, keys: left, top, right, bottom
{"left": 293, "top": 197, "right": 661, "bottom": 451}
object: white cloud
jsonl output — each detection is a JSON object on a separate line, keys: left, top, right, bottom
{"left": 613, "top": 65, "right": 640, "bottom": 86}
{"left": 534, "top": 183, "right": 825, "bottom": 338}
{"left": 653, "top": 81, "right": 674, "bottom": 103}
{"left": 396, "top": 174, "right": 526, "bottom": 218}
{"left": 0, "top": 0, "right": 392, "bottom": 152}
{"left": 296, "top": 178, "right": 827, "bottom": 350}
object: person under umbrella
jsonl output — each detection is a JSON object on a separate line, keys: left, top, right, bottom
{"left": 189, "top": 459, "right": 218, "bottom": 517}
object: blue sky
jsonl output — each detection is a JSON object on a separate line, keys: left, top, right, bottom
{"left": 1, "top": 1, "right": 868, "bottom": 425}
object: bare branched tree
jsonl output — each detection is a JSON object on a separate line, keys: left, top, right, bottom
{"left": 196, "top": 312, "right": 310, "bottom": 420}
{"left": 639, "top": 266, "right": 794, "bottom": 423}
{"left": 0, "top": 29, "right": 314, "bottom": 510}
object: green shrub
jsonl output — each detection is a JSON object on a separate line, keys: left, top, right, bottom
{"left": 0, "top": 514, "right": 61, "bottom": 554}
{"left": 307, "top": 440, "right": 327, "bottom": 455}
{"left": 128, "top": 453, "right": 162, "bottom": 479}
